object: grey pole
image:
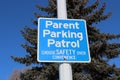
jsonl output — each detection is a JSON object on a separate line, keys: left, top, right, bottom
{"left": 57, "top": 0, "right": 73, "bottom": 80}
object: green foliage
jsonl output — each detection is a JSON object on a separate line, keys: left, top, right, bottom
{"left": 11, "top": 0, "right": 120, "bottom": 80}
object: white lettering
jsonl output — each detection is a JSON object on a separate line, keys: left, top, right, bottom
{"left": 43, "top": 30, "right": 83, "bottom": 40}
{"left": 47, "top": 39, "right": 80, "bottom": 48}
{"left": 48, "top": 39, "right": 55, "bottom": 47}
{"left": 46, "top": 21, "right": 52, "bottom": 28}
{"left": 45, "top": 20, "right": 80, "bottom": 29}
{"left": 43, "top": 30, "right": 50, "bottom": 37}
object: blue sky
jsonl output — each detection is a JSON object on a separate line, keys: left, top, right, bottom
{"left": 0, "top": 0, "right": 120, "bottom": 80}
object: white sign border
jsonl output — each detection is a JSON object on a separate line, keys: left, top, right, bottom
{"left": 37, "top": 18, "right": 91, "bottom": 63}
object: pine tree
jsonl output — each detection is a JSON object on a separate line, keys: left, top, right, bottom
{"left": 11, "top": 0, "right": 120, "bottom": 80}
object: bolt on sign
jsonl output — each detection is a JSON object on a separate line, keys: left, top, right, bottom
{"left": 37, "top": 18, "right": 91, "bottom": 63}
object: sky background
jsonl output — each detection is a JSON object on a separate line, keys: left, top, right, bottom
{"left": 0, "top": 0, "right": 120, "bottom": 80}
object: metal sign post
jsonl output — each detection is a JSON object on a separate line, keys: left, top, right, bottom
{"left": 57, "top": 0, "right": 73, "bottom": 80}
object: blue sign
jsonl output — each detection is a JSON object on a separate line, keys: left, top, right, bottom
{"left": 37, "top": 18, "right": 91, "bottom": 63}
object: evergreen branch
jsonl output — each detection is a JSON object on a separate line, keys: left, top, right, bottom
{"left": 21, "top": 27, "right": 37, "bottom": 46}
{"left": 67, "top": 0, "right": 89, "bottom": 19}
{"left": 36, "top": 0, "right": 56, "bottom": 15}
{"left": 104, "top": 33, "right": 120, "bottom": 40}
{"left": 86, "top": 12, "right": 111, "bottom": 25}
{"left": 11, "top": 56, "right": 36, "bottom": 66}
{"left": 88, "top": 58, "right": 119, "bottom": 79}
{"left": 81, "top": 0, "right": 100, "bottom": 16}
{"left": 36, "top": 5, "right": 51, "bottom": 13}
{"left": 85, "top": 2, "right": 111, "bottom": 25}
{"left": 21, "top": 44, "right": 37, "bottom": 56}
{"left": 34, "top": 12, "right": 52, "bottom": 18}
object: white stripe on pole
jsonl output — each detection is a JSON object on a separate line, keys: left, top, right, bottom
{"left": 57, "top": 0, "right": 73, "bottom": 80}
{"left": 57, "top": 0, "right": 67, "bottom": 19}
{"left": 59, "top": 63, "right": 72, "bottom": 80}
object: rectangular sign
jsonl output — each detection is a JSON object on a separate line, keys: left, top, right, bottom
{"left": 37, "top": 18, "right": 91, "bottom": 63}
